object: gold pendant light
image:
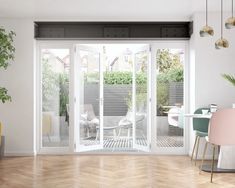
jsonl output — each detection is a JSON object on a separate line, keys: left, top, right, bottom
{"left": 200, "top": 0, "right": 214, "bottom": 37}
{"left": 215, "top": 0, "right": 229, "bottom": 49}
{"left": 225, "top": 0, "right": 235, "bottom": 29}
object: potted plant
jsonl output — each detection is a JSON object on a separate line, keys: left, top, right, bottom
{"left": 222, "top": 74, "right": 235, "bottom": 108}
{"left": 0, "top": 27, "right": 16, "bottom": 158}
{"left": 222, "top": 74, "right": 235, "bottom": 87}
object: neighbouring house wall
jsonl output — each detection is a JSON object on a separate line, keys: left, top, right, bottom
{"left": 189, "top": 12, "right": 235, "bottom": 157}
{"left": 0, "top": 19, "right": 35, "bottom": 155}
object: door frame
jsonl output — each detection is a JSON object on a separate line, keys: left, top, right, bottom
{"left": 132, "top": 44, "right": 152, "bottom": 152}
{"left": 36, "top": 40, "right": 189, "bottom": 155}
{"left": 151, "top": 41, "right": 189, "bottom": 155}
{"left": 74, "top": 44, "right": 104, "bottom": 152}
{"left": 36, "top": 41, "right": 75, "bottom": 154}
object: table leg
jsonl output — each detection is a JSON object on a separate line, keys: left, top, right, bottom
{"left": 200, "top": 142, "right": 208, "bottom": 173}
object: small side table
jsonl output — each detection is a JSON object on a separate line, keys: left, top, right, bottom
{"left": 95, "top": 126, "right": 119, "bottom": 140}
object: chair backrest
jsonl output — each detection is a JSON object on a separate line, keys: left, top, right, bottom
{"left": 209, "top": 109, "right": 235, "bottom": 145}
{"left": 83, "top": 104, "right": 96, "bottom": 120}
{"left": 193, "top": 108, "right": 210, "bottom": 133}
{"left": 125, "top": 111, "right": 145, "bottom": 122}
{"left": 168, "top": 106, "right": 184, "bottom": 128}
{"left": 168, "top": 107, "right": 180, "bottom": 127}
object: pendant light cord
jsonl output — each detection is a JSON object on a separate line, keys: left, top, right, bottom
{"left": 232, "top": 0, "right": 234, "bottom": 18}
{"left": 221, "top": 0, "right": 223, "bottom": 38}
{"left": 206, "top": 0, "right": 208, "bottom": 25}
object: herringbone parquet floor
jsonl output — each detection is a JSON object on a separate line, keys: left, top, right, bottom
{"left": 0, "top": 155, "right": 235, "bottom": 188}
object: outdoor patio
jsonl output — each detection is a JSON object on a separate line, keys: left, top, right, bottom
{"left": 43, "top": 115, "right": 184, "bottom": 151}
{"left": 42, "top": 46, "right": 184, "bottom": 152}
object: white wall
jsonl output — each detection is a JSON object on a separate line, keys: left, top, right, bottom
{"left": 0, "top": 19, "right": 35, "bottom": 155}
{"left": 0, "top": 0, "right": 192, "bottom": 21}
{"left": 189, "top": 12, "right": 235, "bottom": 157}
{"left": 194, "top": 13, "right": 235, "bottom": 108}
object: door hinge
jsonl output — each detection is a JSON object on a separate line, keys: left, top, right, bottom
{"left": 74, "top": 47, "right": 76, "bottom": 53}
{"left": 74, "top": 143, "right": 76, "bottom": 149}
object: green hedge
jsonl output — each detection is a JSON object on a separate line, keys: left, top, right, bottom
{"left": 43, "top": 69, "right": 183, "bottom": 116}
{"left": 157, "top": 67, "right": 184, "bottom": 83}
{"left": 104, "top": 72, "right": 133, "bottom": 84}
{"left": 85, "top": 69, "right": 183, "bottom": 85}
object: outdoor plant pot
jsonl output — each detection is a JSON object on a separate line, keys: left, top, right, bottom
{"left": 0, "top": 136, "right": 5, "bottom": 158}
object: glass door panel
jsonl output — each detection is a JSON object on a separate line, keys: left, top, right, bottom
{"left": 41, "top": 48, "right": 70, "bottom": 148}
{"left": 75, "top": 45, "right": 103, "bottom": 152}
{"left": 133, "top": 45, "right": 151, "bottom": 152}
{"left": 102, "top": 46, "right": 133, "bottom": 151}
{"left": 154, "top": 44, "right": 186, "bottom": 153}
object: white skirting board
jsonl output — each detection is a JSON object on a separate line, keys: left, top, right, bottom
{"left": 4, "top": 151, "right": 35, "bottom": 157}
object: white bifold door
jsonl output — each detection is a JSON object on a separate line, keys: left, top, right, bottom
{"left": 75, "top": 44, "right": 151, "bottom": 152}
{"left": 132, "top": 45, "right": 151, "bottom": 152}
{"left": 75, "top": 45, "right": 103, "bottom": 152}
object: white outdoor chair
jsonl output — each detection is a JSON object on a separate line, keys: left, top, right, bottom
{"left": 117, "top": 111, "right": 146, "bottom": 140}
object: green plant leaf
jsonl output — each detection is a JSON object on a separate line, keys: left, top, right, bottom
{"left": 0, "top": 87, "right": 12, "bottom": 103}
{"left": 0, "top": 27, "right": 15, "bottom": 103}
{"left": 0, "top": 27, "right": 16, "bottom": 69}
{"left": 222, "top": 74, "right": 235, "bottom": 87}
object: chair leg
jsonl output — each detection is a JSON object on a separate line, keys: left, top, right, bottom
{"left": 191, "top": 136, "right": 198, "bottom": 161}
{"left": 195, "top": 137, "right": 200, "bottom": 165}
{"left": 218, "top": 145, "right": 220, "bottom": 156}
{"left": 127, "top": 128, "right": 130, "bottom": 140}
{"left": 95, "top": 129, "right": 99, "bottom": 140}
{"left": 127, "top": 128, "right": 130, "bottom": 148}
{"left": 200, "top": 141, "right": 208, "bottom": 173}
{"left": 211, "top": 145, "right": 216, "bottom": 183}
{"left": 117, "top": 127, "right": 122, "bottom": 138}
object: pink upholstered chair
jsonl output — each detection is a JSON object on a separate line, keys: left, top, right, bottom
{"left": 200, "top": 109, "right": 235, "bottom": 183}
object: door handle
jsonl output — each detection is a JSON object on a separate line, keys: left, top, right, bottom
{"left": 100, "top": 98, "right": 103, "bottom": 105}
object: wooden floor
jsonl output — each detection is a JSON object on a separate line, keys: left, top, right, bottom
{"left": 0, "top": 155, "right": 235, "bottom": 188}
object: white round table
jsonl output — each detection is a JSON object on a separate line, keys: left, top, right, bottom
{"left": 184, "top": 113, "right": 235, "bottom": 170}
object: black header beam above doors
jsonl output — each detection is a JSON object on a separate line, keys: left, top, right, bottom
{"left": 34, "top": 22, "right": 192, "bottom": 39}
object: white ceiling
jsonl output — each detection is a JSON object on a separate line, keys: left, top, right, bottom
{"left": 0, "top": 0, "right": 232, "bottom": 20}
